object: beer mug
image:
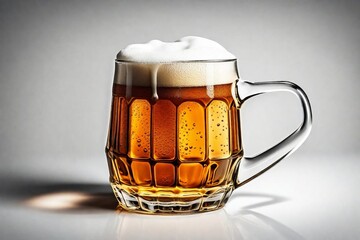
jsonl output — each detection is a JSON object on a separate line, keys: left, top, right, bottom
{"left": 105, "top": 38, "right": 312, "bottom": 214}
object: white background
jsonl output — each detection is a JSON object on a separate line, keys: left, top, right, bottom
{"left": 0, "top": 0, "right": 359, "bottom": 239}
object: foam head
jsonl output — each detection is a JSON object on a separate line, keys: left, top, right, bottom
{"left": 117, "top": 36, "right": 236, "bottom": 62}
{"left": 114, "top": 36, "right": 239, "bottom": 87}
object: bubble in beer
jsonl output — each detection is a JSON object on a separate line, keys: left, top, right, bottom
{"left": 178, "top": 102, "right": 205, "bottom": 161}
{"left": 207, "top": 100, "right": 230, "bottom": 160}
{"left": 128, "top": 99, "right": 151, "bottom": 159}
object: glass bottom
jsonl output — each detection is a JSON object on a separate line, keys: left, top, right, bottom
{"left": 111, "top": 183, "right": 234, "bottom": 214}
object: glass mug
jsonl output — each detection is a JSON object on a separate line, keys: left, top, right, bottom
{"left": 105, "top": 59, "right": 312, "bottom": 214}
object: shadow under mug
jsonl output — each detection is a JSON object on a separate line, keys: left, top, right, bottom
{"left": 105, "top": 59, "right": 312, "bottom": 214}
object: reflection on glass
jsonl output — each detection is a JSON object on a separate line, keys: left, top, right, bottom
{"left": 104, "top": 191, "right": 304, "bottom": 240}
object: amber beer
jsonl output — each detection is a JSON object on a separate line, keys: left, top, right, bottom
{"left": 106, "top": 86, "right": 243, "bottom": 211}
{"left": 105, "top": 61, "right": 243, "bottom": 213}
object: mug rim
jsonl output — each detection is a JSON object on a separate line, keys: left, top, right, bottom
{"left": 115, "top": 59, "right": 237, "bottom": 64}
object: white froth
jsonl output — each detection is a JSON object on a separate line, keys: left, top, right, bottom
{"left": 114, "top": 37, "right": 239, "bottom": 88}
{"left": 117, "top": 36, "right": 236, "bottom": 62}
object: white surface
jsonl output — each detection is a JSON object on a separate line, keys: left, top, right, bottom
{"left": 1, "top": 154, "right": 359, "bottom": 240}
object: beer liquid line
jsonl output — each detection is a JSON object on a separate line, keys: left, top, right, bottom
{"left": 123, "top": 61, "right": 229, "bottom": 102}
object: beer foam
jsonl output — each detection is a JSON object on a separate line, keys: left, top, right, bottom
{"left": 117, "top": 36, "right": 236, "bottom": 62}
{"left": 114, "top": 37, "right": 239, "bottom": 91}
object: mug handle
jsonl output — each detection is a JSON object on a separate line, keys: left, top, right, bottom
{"left": 233, "top": 80, "right": 312, "bottom": 188}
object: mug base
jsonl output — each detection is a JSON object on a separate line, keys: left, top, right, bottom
{"left": 111, "top": 183, "right": 234, "bottom": 214}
